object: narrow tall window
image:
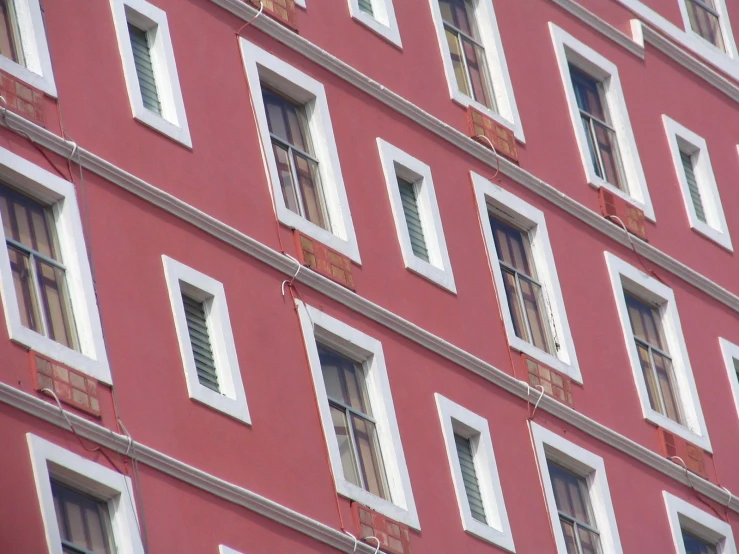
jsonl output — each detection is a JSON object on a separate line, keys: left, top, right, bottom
{"left": 0, "top": 0, "right": 23, "bottom": 65}
{"left": 397, "top": 177, "right": 429, "bottom": 262}
{"left": 263, "top": 87, "right": 330, "bottom": 231}
{"left": 358, "top": 0, "right": 374, "bottom": 15}
{"left": 547, "top": 462, "right": 602, "bottom": 554}
{"left": 127, "top": 23, "right": 161, "bottom": 116}
{"left": 52, "top": 481, "right": 113, "bottom": 554}
{"left": 454, "top": 433, "right": 486, "bottom": 524}
{"left": 682, "top": 530, "right": 717, "bottom": 554}
{"left": 685, "top": 0, "right": 725, "bottom": 51}
{"left": 0, "top": 184, "right": 77, "bottom": 350}
{"left": 438, "top": 0, "right": 495, "bottom": 111}
{"left": 318, "top": 344, "right": 389, "bottom": 500}
{"left": 625, "top": 293, "right": 683, "bottom": 424}
{"left": 182, "top": 292, "right": 219, "bottom": 393}
{"left": 679, "top": 149, "right": 707, "bottom": 224}
{"left": 569, "top": 65, "right": 625, "bottom": 192}
{"left": 489, "top": 215, "right": 554, "bottom": 354}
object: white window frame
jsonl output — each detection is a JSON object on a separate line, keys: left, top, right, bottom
{"left": 240, "top": 38, "right": 360, "bottom": 263}
{"left": 347, "top": 0, "right": 401, "bottom": 47}
{"left": 677, "top": 0, "right": 737, "bottom": 58}
{"left": 0, "top": 0, "right": 56, "bottom": 96}
{"left": 162, "top": 256, "right": 250, "bottom": 424}
{"left": 531, "top": 423, "right": 624, "bottom": 554}
{"left": 604, "top": 251, "right": 711, "bottom": 451}
{"left": 662, "top": 116, "right": 731, "bottom": 251}
{"left": 295, "top": 301, "right": 419, "bottom": 528}
{"left": 550, "top": 23, "right": 654, "bottom": 221}
{"left": 472, "top": 172, "right": 581, "bottom": 382}
{"left": 434, "top": 394, "right": 514, "bottom": 551}
{"left": 718, "top": 338, "right": 739, "bottom": 422}
{"left": 664, "top": 492, "right": 738, "bottom": 554}
{"left": 27, "top": 433, "right": 145, "bottom": 554}
{"left": 427, "top": 0, "right": 524, "bottom": 141}
{"left": 109, "top": 0, "right": 192, "bottom": 148}
{"left": 219, "top": 547, "right": 243, "bottom": 554}
{"left": 377, "top": 139, "right": 455, "bottom": 293}
{"left": 0, "top": 147, "right": 110, "bottom": 383}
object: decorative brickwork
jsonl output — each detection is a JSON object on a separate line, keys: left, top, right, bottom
{"left": 352, "top": 503, "right": 412, "bottom": 554}
{"left": 294, "top": 232, "right": 355, "bottom": 290}
{"left": 523, "top": 355, "right": 573, "bottom": 406}
{"left": 466, "top": 106, "right": 518, "bottom": 163}
{"left": 0, "top": 70, "right": 45, "bottom": 127}
{"left": 246, "top": 0, "right": 298, "bottom": 31}
{"left": 598, "top": 188, "right": 648, "bottom": 242}
{"left": 30, "top": 352, "right": 101, "bottom": 417}
{"left": 656, "top": 427, "right": 710, "bottom": 480}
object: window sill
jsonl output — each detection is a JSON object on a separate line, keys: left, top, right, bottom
{"left": 587, "top": 179, "right": 656, "bottom": 222}
{"left": 0, "top": 57, "right": 56, "bottom": 98}
{"left": 644, "top": 409, "right": 712, "bottom": 453}
{"left": 509, "top": 336, "right": 582, "bottom": 384}
{"left": 336, "top": 479, "right": 420, "bottom": 530}
{"left": 133, "top": 109, "right": 193, "bottom": 149}
{"left": 451, "top": 93, "right": 524, "bottom": 143}
{"left": 277, "top": 206, "right": 361, "bottom": 264}
{"left": 405, "top": 258, "right": 456, "bottom": 294}
{"left": 350, "top": 12, "right": 402, "bottom": 48}
{"left": 689, "top": 221, "right": 733, "bottom": 252}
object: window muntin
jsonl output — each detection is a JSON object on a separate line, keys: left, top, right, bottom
{"left": 0, "top": 184, "right": 78, "bottom": 350}
{"left": 454, "top": 433, "right": 487, "bottom": 524}
{"left": 685, "top": 0, "right": 725, "bottom": 51}
{"left": 263, "top": 87, "right": 330, "bottom": 231}
{"left": 0, "top": 0, "right": 23, "bottom": 65}
{"left": 548, "top": 462, "right": 602, "bottom": 554}
{"left": 569, "top": 65, "right": 626, "bottom": 192}
{"left": 127, "top": 23, "right": 161, "bottom": 116}
{"left": 52, "top": 481, "right": 113, "bottom": 554}
{"left": 397, "top": 176, "right": 429, "bottom": 262}
{"left": 439, "top": 0, "right": 495, "bottom": 111}
{"left": 319, "top": 344, "right": 389, "bottom": 500}
{"left": 624, "top": 293, "right": 683, "bottom": 424}
{"left": 489, "top": 214, "right": 555, "bottom": 355}
{"left": 683, "top": 531, "right": 718, "bottom": 554}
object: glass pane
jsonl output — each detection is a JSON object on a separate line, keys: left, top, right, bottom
{"left": 490, "top": 217, "right": 535, "bottom": 277}
{"left": 519, "top": 277, "right": 553, "bottom": 354}
{"left": 502, "top": 268, "right": 528, "bottom": 342}
{"left": 580, "top": 115, "right": 601, "bottom": 178}
{"left": 560, "top": 518, "right": 580, "bottom": 554}
{"left": 686, "top": 0, "right": 725, "bottom": 51}
{"left": 637, "top": 343, "right": 663, "bottom": 414}
{"left": 272, "top": 142, "right": 300, "bottom": 215}
{"left": 548, "top": 462, "right": 595, "bottom": 526}
{"left": 36, "top": 259, "right": 76, "bottom": 349}
{"left": 318, "top": 345, "right": 371, "bottom": 416}
{"left": 330, "top": 405, "right": 360, "bottom": 488}
{"left": 592, "top": 121, "right": 625, "bottom": 191}
{"left": 262, "top": 88, "right": 310, "bottom": 152}
{"left": 439, "top": 0, "right": 474, "bottom": 36}
{"left": 445, "top": 28, "right": 470, "bottom": 97}
{"left": 52, "top": 482, "right": 112, "bottom": 554}
{"left": 683, "top": 530, "right": 717, "bottom": 554}
{"left": 0, "top": 0, "right": 21, "bottom": 65}
{"left": 625, "top": 294, "right": 667, "bottom": 351}
{"left": 351, "top": 414, "right": 389, "bottom": 500}
{"left": 653, "top": 351, "right": 682, "bottom": 423}
{"left": 293, "top": 152, "right": 329, "bottom": 231}
{"left": 461, "top": 37, "right": 494, "bottom": 109}
{"left": 570, "top": 65, "right": 606, "bottom": 121}
{"left": 8, "top": 246, "right": 40, "bottom": 332}
{"left": 578, "top": 526, "right": 602, "bottom": 554}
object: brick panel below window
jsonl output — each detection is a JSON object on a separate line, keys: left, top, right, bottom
{"left": 466, "top": 106, "right": 518, "bottom": 163}
{"left": 522, "top": 354, "right": 574, "bottom": 407}
{"left": 30, "top": 352, "right": 101, "bottom": 417}
{"left": 598, "top": 188, "right": 648, "bottom": 242}
{"left": 656, "top": 427, "right": 712, "bottom": 481}
{"left": 0, "top": 70, "right": 45, "bottom": 127}
{"left": 246, "top": 0, "right": 298, "bottom": 31}
{"left": 294, "top": 232, "right": 355, "bottom": 290}
{"left": 352, "top": 503, "right": 412, "bottom": 554}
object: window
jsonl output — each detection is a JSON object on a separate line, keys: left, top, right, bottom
{"left": 662, "top": 116, "right": 731, "bottom": 250}
{"left": 435, "top": 394, "right": 514, "bottom": 550}
{"left": 550, "top": 24, "right": 654, "bottom": 220}
{"left": 427, "top": 0, "right": 523, "bottom": 140}
{"left": 27, "top": 433, "right": 146, "bottom": 554}
{"left": 683, "top": 0, "right": 727, "bottom": 51}
{"left": 219, "top": 547, "right": 243, "bottom": 554}
{"left": 109, "top": 0, "right": 192, "bottom": 147}
{"left": 240, "top": 38, "right": 360, "bottom": 263}
{"left": 162, "top": 256, "right": 251, "bottom": 424}
{"left": 0, "top": 148, "right": 109, "bottom": 382}
{"left": 664, "top": 492, "right": 738, "bottom": 554}
{"left": 0, "top": 0, "right": 55, "bottom": 95}
{"left": 718, "top": 338, "right": 739, "bottom": 422}
{"left": 604, "top": 252, "right": 710, "bottom": 451}
{"left": 347, "top": 0, "right": 402, "bottom": 47}
{"left": 473, "top": 172, "right": 581, "bottom": 382}
{"left": 531, "top": 423, "right": 624, "bottom": 554}
{"left": 377, "top": 139, "right": 455, "bottom": 292}
{"left": 296, "top": 301, "right": 419, "bottom": 528}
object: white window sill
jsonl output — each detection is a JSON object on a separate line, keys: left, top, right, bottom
{"left": 0, "top": 57, "right": 56, "bottom": 98}
{"left": 337, "top": 479, "right": 420, "bottom": 529}
{"left": 645, "top": 409, "right": 712, "bottom": 453}
{"left": 451, "top": 93, "right": 524, "bottom": 143}
{"left": 350, "top": 12, "right": 402, "bottom": 48}
{"left": 406, "top": 261, "right": 456, "bottom": 294}
{"left": 134, "top": 108, "right": 193, "bottom": 149}
{"left": 510, "top": 335, "right": 582, "bottom": 385}
{"left": 690, "top": 221, "right": 733, "bottom": 252}
{"left": 587, "top": 179, "right": 656, "bottom": 222}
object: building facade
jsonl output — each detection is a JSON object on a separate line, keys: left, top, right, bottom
{"left": 1, "top": 0, "right": 739, "bottom": 553}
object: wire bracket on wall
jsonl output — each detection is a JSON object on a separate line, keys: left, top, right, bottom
{"left": 473, "top": 134, "right": 501, "bottom": 181}
{"left": 281, "top": 253, "right": 302, "bottom": 296}
{"left": 525, "top": 383, "right": 545, "bottom": 421}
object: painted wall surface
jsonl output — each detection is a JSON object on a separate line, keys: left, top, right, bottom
{"left": 1, "top": 0, "right": 739, "bottom": 552}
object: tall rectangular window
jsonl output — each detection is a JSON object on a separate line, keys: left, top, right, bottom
{"left": 0, "top": 184, "right": 77, "bottom": 350}
{"left": 625, "top": 293, "right": 683, "bottom": 424}
{"left": 664, "top": 492, "right": 736, "bottom": 554}
{"left": 547, "top": 462, "right": 602, "bottom": 554}
{"left": 0, "top": 0, "right": 23, "bottom": 65}
{"left": 685, "top": 0, "right": 725, "bottom": 51}
{"left": 182, "top": 293, "right": 219, "bottom": 393}
{"left": 127, "top": 23, "right": 161, "bottom": 116}
{"left": 489, "top": 215, "right": 554, "bottom": 355}
{"left": 438, "top": 0, "right": 495, "bottom": 111}
{"left": 569, "top": 65, "right": 625, "bottom": 192}
{"left": 52, "top": 481, "right": 113, "bottom": 554}
{"left": 263, "top": 87, "right": 330, "bottom": 232}
{"left": 680, "top": 149, "right": 706, "bottom": 223}
{"left": 318, "top": 344, "right": 389, "bottom": 500}
{"left": 397, "top": 177, "right": 429, "bottom": 262}
{"left": 454, "top": 433, "right": 487, "bottom": 524}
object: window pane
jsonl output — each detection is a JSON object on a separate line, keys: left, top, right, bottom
{"left": 580, "top": 115, "right": 601, "bottom": 177}
{"left": 592, "top": 121, "right": 625, "bottom": 191}
{"left": 501, "top": 268, "right": 528, "bottom": 342}
{"left": 439, "top": 0, "right": 474, "bottom": 36}
{"left": 578, "top": 526, "right": 602, "bottom": 554}
{"left": 330, "top": 405, "right": 360, "bottom": 488}
{"left": 490, "top": 217, "right": 535, "bottom": 277}
{"left": 682, "top": 530, "right": 717, "bottom": 554}
{"left": 293, "top": 152, "right": 329, "bottom": 230}
{"left": 8, "top": 246, "right": 40, "bottom": 332}
{"left": 462, "top": 37, "right": 494, "bottom": 110}
{"left": 637, "top": 342, "right": 663, "bottom": 414}
{"left": 548, "top": 462, "right": 595, "bottom": 526}
{"left": 52, "top": 482, "right": 112, "bottom": 554}
{"left": 686, "top": 0, "right": 725, "bottom": 51}
{"left": 560, "top": 518, "right": 580, "bottom": 554}
{"left": 625, "top": 294, "right": 667, "bottom": 351}
{"left": 351, "top": 414, "right": 389, "bottom": 500}
{"left": 0, "top": 0, "right": 22, "bottom": 65}
{"left": 318, "top": 346, "right": 372, "bottom": 416}
{"left": 570, "top": 66, "right": 606, "bottom": 121}
{"left": 519, "top": 277, "right": 553, "bottom": 354}
{"left": 263, "top": 88, "right": 310, "bottom": 153}
{"left": 445, "top": 28, "right": 470, "bottom": 97}
{"left": 653, "top": 351, "right": 682, "bottom": 423}
{"left": 272, "top": 142, "right": 300, "bottom": 214}
{"left": 36, "top": 259, "right": 76, "bottom": 349}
